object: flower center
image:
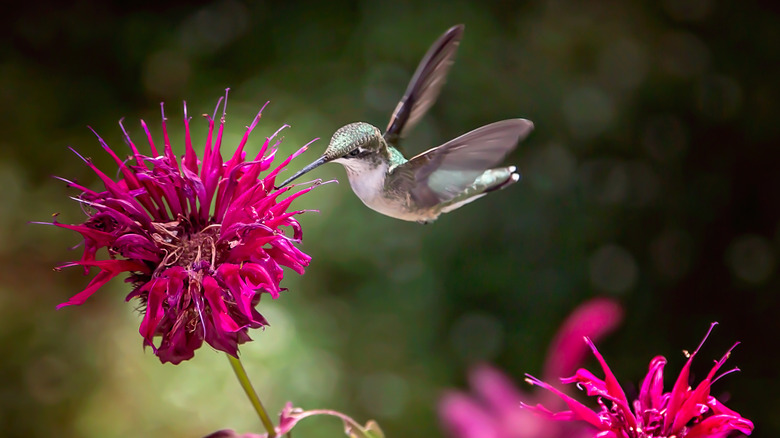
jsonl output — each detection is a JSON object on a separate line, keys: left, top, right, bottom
{"left": 152, "top": 222, "right": 228, "bottom": 271}
{"left": 179, "top": 227, "right": 221, "bottom": 267}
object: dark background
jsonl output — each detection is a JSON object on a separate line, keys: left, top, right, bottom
{"left": 1, "top": 1, "right": 778, "bottom": 437}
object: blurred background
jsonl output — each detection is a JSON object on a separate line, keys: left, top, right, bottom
{"left": 1, "top": 0, "right": 778, "bottom": 437}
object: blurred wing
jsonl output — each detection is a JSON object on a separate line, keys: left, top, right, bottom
{"left": 394, "top": 119, "right": 533, "bottom": 208}
{"left": 384, "top": 24, "right": 465, "bottom": 146}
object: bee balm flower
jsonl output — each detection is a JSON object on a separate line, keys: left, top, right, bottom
{"left": 50, "top": 92, "right": 318, "bottom": 364}
{"left": 522, "top": 323, "right": 754, "bottom": 438}
{"left": 439, "top": 298, "right": 624, "bottom": 438}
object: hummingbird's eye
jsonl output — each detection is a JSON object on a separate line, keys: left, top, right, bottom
{"left": 348, "top": 148, "right": 361, "bottom": 157}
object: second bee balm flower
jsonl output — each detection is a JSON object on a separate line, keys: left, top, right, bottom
{"left": 51, "top": 92, "right": 318, "bottom": 364}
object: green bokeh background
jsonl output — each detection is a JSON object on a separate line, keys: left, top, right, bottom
{"left": 1, "top": 1, "right": 778, "bottom": 437}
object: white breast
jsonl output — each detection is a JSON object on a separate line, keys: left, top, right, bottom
{"left": 344, "top": 160, "right": 387, "bottom": 202}
{"left": 337, "top": 159, "right": 428, "bottom": 221}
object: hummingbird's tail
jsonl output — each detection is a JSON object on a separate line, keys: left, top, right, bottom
{"left": 483, "top": 166, "right": 521, "bottom": 193}
{"left": 439, "top": 166, "right": 520, "bottom": 214}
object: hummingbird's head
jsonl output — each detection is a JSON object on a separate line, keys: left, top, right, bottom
{"left": 324, "top": 122, "right": 383, "bottom": 162}
{"left": 275, "top": 122, "right": 384, "bottom": 188}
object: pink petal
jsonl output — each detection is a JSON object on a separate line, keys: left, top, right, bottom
{"left": 583, "top": 337, "right": 637, "bottom": 431}
{"left": 637, "top": 356, "right": 666, "bottom": 413}
{"left": 523, "top": 374, "right": 606, "bottom": 429}
{"left": 203, "top": 275, "right": 241, "bottom": 333}
{"left": 57, "top": 260, "right": 149, "bottom": 308}
{"left": 664, "top": 322, "right": 718, "bottom": 432}
{"left": 543, "top": 298, "right": 624, "bottom": 381}
{"left": 439, "top": 391, "right": 500, "bottom": 438}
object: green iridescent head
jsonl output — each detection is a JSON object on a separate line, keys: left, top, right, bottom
{"left": 324, "top": 122, "right": 383, "bottom": 161}
{"left": 276, "top": 122, "right": 384, "bottom": 188}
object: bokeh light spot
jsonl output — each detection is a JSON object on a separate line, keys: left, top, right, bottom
{"left": 642, "top": 114, "right": 688, "bottom": 163}
{"left": 251, "top": 306, "right": 295, "bottom": 357}
{"left": 289, "top": 349, "right": 342, "bottom": 401}
{"left": 662, "top": 0, "right": 712, "bottom": 22}
{"left": 527, "top": 143, "right": 577, "bottom": 195}
{"left": 358, "top": 372, "right": 409, "bottom": 419}
{"left": 726, "top": 234, "right": 776, "bottom": 285}
{"left": 363, "top": 64, "right": 409, "bottom": 112}
{"left": 578, "top": 159, "right": 628, "bottom": 204}
{"left": 695, "top": 74, "right": 744, "bottom": 120}
{"left": 624, "top": 161, "right": 661, "bottom": 207}
{"left": 589, "top": 244, "right": 638, "bottom": 294}
{"left": 142, "top": 50, "right": 191, "bottom": 99}
{"left": 0, "top": 162, "right": 23, "bottom": 253}
{"left": 657, "top": 31, "right": 710, "bottom": 78}
{"left": 562, "top": 87, "right": 615, "bottom": 139}
{"left": 178, "top": 0, "right": 249, "bottom": 55}
{"left": 448, "top": 312, "right": 504, "bottom": 363}
{"left": 650, "top": 229, "right": 694, "bottom": 280}
{"left": 25, "top": 355, "right": 70, "bottom": 404}
{"left": 598, "top": 38, "right": 648, "bottom": 92}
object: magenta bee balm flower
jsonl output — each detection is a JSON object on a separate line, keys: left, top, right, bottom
{"left": 439, "top": 298, "right": 624, "bottom": 438}
{"left": 50, "top": 91, "right": 318, "bottom": 364}
{"left": 522, "top": 323, "right": 754, "bottom": 438}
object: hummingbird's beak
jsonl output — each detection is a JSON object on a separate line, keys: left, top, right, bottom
{"left": 276, "top": 156, "right": 328, "bottom": 188}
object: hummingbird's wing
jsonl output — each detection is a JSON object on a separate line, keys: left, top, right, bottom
{"left": 383, "top": 24, "right": 465, "bottom": 147}
{"left": 393, "top": 119, "right": 533, "bottom": 208}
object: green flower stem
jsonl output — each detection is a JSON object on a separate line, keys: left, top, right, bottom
{"left": 227, "top": 353, "right": 277, "bottom": 438}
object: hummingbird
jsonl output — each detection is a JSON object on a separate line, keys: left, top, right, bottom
{"left": 277, "top": 24, "right": 534, "bottom": 223}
